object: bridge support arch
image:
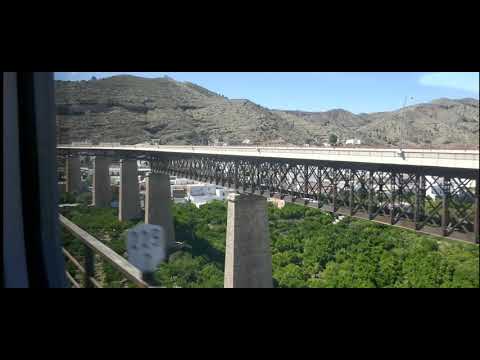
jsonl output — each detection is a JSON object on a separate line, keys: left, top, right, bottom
{"left": 224, "top": 193, "right": 272, "bottom": 288}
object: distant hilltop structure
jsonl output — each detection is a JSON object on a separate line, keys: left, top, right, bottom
{"left": 345, "top": 138, "right": 362, "bottom": 145}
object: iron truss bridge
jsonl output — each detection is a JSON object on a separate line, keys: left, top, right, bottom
{"left": 58, "top": 146, "right": 479, "bottom": 243}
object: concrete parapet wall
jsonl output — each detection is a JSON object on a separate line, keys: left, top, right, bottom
{"left": 58, "top": 145, "right": 480, "bottom": 170}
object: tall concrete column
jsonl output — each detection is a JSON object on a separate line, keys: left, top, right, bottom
{"left": 65, "top": 156, "right": 81, "bottom": 194}
{"left": 119, "top": 159, "right": 141, "bottom": 221}
{"left": 92, "top": 156, "right": 111, "bottom": 208}
{"left": 224, "top": 193, "right": 272, "bottom": 288}
{"left": 145, "top": 173, "right": 175, "bottom": 245}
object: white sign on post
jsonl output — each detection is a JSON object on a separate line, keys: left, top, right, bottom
{"left": 126, "top": 224, "right": 167, "bottom": 274}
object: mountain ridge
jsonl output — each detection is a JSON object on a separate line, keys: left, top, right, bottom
{"left": 55, "top": 75, "right": 479, "bottom": 147}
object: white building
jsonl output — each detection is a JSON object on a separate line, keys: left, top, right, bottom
{"left": 184, "top": 183, "right": 233, "bottom": 208}
{"left": 186, "top": 183, "right": 217, "bottom": 196}
{"left": 110, "top": 175, "right": 120, "bottom": 186}
{"left": 171, "top": 178, "right": 195, "bottom": 186}
{"left": 187, "top": 194, "right": 219, "bottom": 208}
{"left": 345, "top": 139, "right": 362, "bottom": 145}
{"left": 215, "top": 188, "right": 227, "bottom": 199}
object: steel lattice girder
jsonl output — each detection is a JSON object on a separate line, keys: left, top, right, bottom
{"left": 60, "top": 150, "right": 479, "bottom": 243}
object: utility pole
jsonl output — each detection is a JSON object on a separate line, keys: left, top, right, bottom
{"left": 400, "top": 96, "right": 407, "bottom": 150}
{"left": 400, "top": 96, "right": 414, "bottom": 151}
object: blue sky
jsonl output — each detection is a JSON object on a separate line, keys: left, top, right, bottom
{"left": 55, "top": 72, "right": 479, "bottom": 114}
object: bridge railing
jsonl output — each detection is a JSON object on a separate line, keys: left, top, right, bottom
{"left": 58, "top": 143, "right": 480, "bottom": 163}
{"left": 59, "top": 214, "right": 149, "bottom": 288}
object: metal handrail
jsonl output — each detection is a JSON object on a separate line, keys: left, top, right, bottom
{"left": 59, "top": 214, "right": 149, "bottom": 288}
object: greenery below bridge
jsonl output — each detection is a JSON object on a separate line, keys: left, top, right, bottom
{"left": 59, "top": 195, "right": 479, "bottom": 288}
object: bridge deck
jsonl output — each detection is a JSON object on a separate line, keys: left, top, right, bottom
{"left": 58, "top": 145, "right": 480, "bottom": 170}
{"left": 57, "top": 144, "right": 479, "bottom": 243}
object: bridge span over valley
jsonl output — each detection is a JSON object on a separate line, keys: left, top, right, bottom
{"left": 58, "top": 144, "right": 479, "bottom": 243}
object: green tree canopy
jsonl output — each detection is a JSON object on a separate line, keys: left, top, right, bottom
{"left": 329, "top": 134, "right": 338, "bottom": 145}
{"left": 61, "top": 196, "right": 479, "bottom": 289}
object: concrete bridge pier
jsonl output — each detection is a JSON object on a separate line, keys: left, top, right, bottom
{"left": 119, "top": 159, "right": 141, "bottom": 221}
{"left": 224, "top": 193, "right": 273, "bottom": 288}
{"left": 92, "top": 156, "right": 112, "bottom": 208}
{"left": 145, "top": 173, "right": 175, "bottom": 246}
{"left": 65, "top": 156, "right": 81, "bottom": 194}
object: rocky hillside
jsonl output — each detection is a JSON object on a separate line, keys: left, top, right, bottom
{"left": 55, "top": 75, "right": 479, "bottom": 147}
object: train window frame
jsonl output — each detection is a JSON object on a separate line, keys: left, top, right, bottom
{"left": 3, "top": 72, "right": 66, "bottom": 288}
